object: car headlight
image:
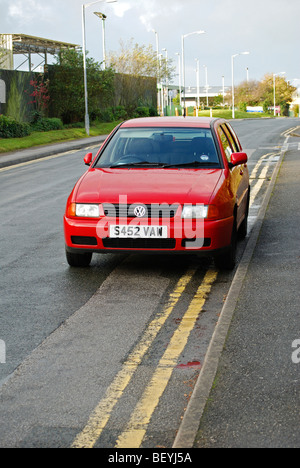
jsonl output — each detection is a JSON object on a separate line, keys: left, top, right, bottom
{"left": 181, "top": 205, "right": 209, "bottom": 219}
{"left": 75, "top": 204, "right": 100, "bottom": 218}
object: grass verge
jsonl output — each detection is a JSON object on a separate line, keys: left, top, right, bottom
{"left": 0, "top": 121, "right": 121, "bottom": 154}
{"left": 193, "top": 109, "right": 272, "bottom": 119}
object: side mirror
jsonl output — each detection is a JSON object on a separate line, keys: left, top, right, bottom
{"left": 229, "top": 152, "right": 248, "bottom": 168}
{"left": 84, "top": 152, "right": 93, "bottom": 166}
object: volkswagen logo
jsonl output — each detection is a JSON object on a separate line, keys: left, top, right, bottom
{"left": 133, "top": 205, "right": 147, "bottom": 218}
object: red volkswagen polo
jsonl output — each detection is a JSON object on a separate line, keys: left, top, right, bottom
{"left": 64, "top": 117, "right": 249, "bottom": 270}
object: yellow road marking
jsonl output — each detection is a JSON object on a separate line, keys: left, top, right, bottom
{"left": 71, "top": 268, "right": 197, "bottom": 448}
{"left": 250, "top": 153, "right": 274, "bottom": 180}
{"left": 115, "top": 269, "right": 218, "bottom": 449}
{"left": 250, "top": 164, "right": 270, "bottom": 206}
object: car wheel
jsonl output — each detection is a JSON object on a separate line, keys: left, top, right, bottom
{"left": 66, "top": 250, "right": 92, "bottom": 267}
{"left": 214, "top": 220, "right": 237, "bottom": 271}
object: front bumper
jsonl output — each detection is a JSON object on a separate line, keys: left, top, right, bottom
{"left": 64, "top": 215, "right": 234, "bottom": 256}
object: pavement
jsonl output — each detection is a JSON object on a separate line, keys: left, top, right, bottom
{"left": 174, "top": 145, "right": 300, "bottom": 448}
{"left": 0, "top": 134, "right": 107, "bottom": 169}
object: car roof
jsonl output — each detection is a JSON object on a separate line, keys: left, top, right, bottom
{"left": 121, "top": 117, "right": 217, "bottom": 129}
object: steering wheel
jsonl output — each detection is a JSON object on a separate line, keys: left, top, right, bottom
{"left": 115, "top": 155, "right": 146, "bottom": 164}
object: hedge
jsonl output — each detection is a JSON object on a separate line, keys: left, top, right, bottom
{"left": 0, "top": 115, "right": 31, "bottom": 138}
{"left": 30, "top": 117, "right": 64, "bottom": 132}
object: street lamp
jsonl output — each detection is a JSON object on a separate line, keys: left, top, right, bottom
{"left": 181, "top": 30, "right": 205, "bottom": 116}
{"left": 231, "top": 51, "right": 250, "bottom": 119}
{"left": 175, "top": 52, "right": 182, "bottom": 109}
{"left": 195, "top": 59, "right": 200, "bottom": 113}
{"left": 162, "top": 48, "right": 168, "bottom": 115}
{"left": 152, "top": 29, "right": 162, "bottom": 116}
{"left": 203, "top": 64, "right": 209, "bottom": 107}
{"left": 94, "top": 12, "right": 107, "bottom": 70}
{"left": 273, "top": 72, "right": 285, "bottom": 117}
{"left": 82, "top": 0, "right": 117, "bottom": 136}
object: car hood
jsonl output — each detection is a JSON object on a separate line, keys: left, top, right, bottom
{"left": 75, "top": 168, "right": 223, "bottom": 205}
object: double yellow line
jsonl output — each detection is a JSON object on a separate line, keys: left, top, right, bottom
{"left": 72, "top": 268, "right": 218, "bottom": 448}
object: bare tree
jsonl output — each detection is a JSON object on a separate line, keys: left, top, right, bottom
{"left": 108, "top": 39, "right": 175, "bottom": 84}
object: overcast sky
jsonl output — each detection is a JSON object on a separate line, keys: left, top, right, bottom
{"left": 1, "top": 0, "right": 299, "bottom": 89}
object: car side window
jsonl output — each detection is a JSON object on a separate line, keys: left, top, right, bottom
{"left": 224, "top": 124, "right": 241, "bottom": 152}
{"left": 217, "top": 126, "right": 232, "bottom": 163}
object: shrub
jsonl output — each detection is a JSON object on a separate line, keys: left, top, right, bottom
{"left": 0, "top": 115, "right": 31, "bottom": 138}
{"left": 113, "top": 105, "right": 128, "bottom": 120}
{"left": 133, "top": 106, "right": 150, "bottom": 118}
{"left": 30, "top": 117, "right": 63, "bottom": 132}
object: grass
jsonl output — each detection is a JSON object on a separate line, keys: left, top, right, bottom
{"left": 191, "top": 109, "right": 272, "bottom": 119}
{"left": 0, "top": 120, "right": 122, "bottom": 154}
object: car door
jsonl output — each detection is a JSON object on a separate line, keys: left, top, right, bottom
{"left": 216, "top": 123, "right": 249, "bottom": 229}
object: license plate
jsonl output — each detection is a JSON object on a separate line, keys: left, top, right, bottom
{"left": 109, "top": 225, "right": 168, "bottom": 239}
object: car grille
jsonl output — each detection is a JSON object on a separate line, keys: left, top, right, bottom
{"left": 102, "top": 238, "right": 176, "bottom": 250}
{"left": 103, "top": 204, "right": 178, "bottom": 219}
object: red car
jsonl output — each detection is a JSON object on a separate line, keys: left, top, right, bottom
{"left": 64, "top": 117, "right": 249, "bottom": 270}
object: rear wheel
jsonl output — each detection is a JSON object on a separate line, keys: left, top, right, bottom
{"left": 66, "top": 250, "right": 92, "bottom": 267}
{"left": 214, "top": 220, "right": 237, "bottom": 271}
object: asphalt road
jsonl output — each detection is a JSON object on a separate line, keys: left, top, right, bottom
{"left": 0, "top": 118, "right": 299, "bottom": 448}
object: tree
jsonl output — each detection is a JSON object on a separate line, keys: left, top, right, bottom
{"left": 233, "top": 74, "right": 296, "bottom": 115}
{"left": 235, "top": 80, "right": 261, "bottom": 109}
{"left": 48, "top": 48, "right": 114, "bottom": 124}
{"left": 258, "top": 74, "right": 296, "bottom": 115}
{"left": 25, "top": 74, "right": 50, "bottom": 118}
{"left": 108, "top": 39, "right": 175, "bottom": 84}
{"left": 107, "top": 40, "right": 169, "bottom": 115}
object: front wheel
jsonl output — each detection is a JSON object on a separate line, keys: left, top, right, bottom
{"left": 214, "top": 221, "right": 237, "bottom": 271}
{"left": 66, "top": 250, "right": 92, "bottom": 267}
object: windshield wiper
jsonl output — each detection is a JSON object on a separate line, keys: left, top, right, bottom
{"left": 164, "top": 161, "right": 220, "bottom": 168}
{"left": 108, "top": 161, "right": 168, "bottom": 168}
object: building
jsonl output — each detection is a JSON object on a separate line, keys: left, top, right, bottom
{"left": 182, "top": 85, "right": 230, "bottom": 107}
{"left": 0, "top": 34, "right": 79, "bottom": 72}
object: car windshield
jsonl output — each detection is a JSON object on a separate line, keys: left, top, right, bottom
{"left": 94, "top": 127, "right": 221, "bottom": 168}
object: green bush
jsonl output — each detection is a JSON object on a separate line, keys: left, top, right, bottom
{"left": 30, "top": 117, "right": 64, "bottom": 132}
{"left": 63, "top": 122, "right": 85, "bottom": 129}
{"left": 133, "top": 106, "right": 150, "bottom": 118}
{"left": 91, "top": 106, "right": 128, "bottom": 123}
{"left": 113, "top": 106, "right": 128, "bottom": 120}
{"left": 0, "top": 115, "right": 31, "bottom": 138}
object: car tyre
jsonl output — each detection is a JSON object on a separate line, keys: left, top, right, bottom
{"left": 66, "top": 250, "right": 92, "bottom": 267}
{"left": 214, "top": 220, "right": 237, "bottom": 271}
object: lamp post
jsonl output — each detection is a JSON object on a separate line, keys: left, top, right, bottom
{"left": 195, "top": 59, "right": 200, "bottom": 113}
{"left": 273, "top": 72, "right": 285, "bottom": 117}
{"left": 203, "top": 65, "right": 209, "bottom": 107}
{"left": 82, "top": 0, "right": 117, "bottom": 136}
{"left": 162, "top": 48, "right": 169, "bottom": 115}
{"left": 94, "top": 12, "right": 107, "bottom": 69}
{"left": 152, "top": 29, "right": 162, "bottom": 116}
{"left": 231, "top": 51, "right": 250, "bottom": 119}
{"left": 181, "top": 30, "right": 205, "bottom": 116}
{"left": 175, "top": 52, "right": 182, "bottom": 109}
{"left": 222, "top": 75, "right": 225, "bottom": 106}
